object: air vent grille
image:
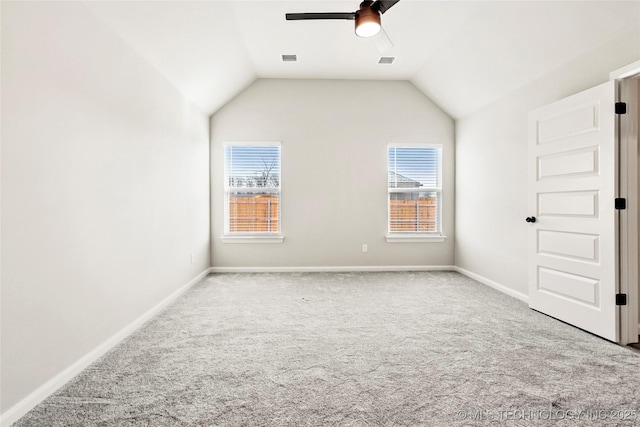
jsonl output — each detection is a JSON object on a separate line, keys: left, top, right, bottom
{"left": 281, "top": 54, "right": 298, "bottom": 62}
{"left": 378, "top": 56, "right": 395, "bottom": 64}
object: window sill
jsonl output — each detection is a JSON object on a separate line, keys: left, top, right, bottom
{"left": 221, "top": 235, "right": 284, "bottom": 244}
{"left": 385, "top": 234, "right": 447, "bottom": 243}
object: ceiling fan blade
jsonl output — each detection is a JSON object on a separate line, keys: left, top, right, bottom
{"left": 372, "top": 0, "right": 400, "bottom": 15}
{"left": 286, "top": 12, "right": 356, "bottom": 21}
{"left": 371, "top": 26, "right": 393, "bottom": 54}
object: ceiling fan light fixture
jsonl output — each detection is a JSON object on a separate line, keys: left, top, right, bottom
{"left": 355, "top": 2, "right": 381, "bottom": 38}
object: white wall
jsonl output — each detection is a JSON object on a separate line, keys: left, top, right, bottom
{"left": 455, "top": 26, "right": 640, "bottom": 296}
{"left": 210, "top": 79, "right": 454, "bottom": 269}
{"left": 1, "top": 1, "right": 210, "bottom": 416}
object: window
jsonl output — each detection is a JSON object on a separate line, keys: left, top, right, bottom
{"left": 387, "top": 145, "right": 443, "bottom": 241}
{"left": 224, "top": 143, "right": 282, "bottom": 241}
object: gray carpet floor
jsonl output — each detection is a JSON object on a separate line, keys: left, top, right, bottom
{"left": 13, "top": 271, "right": 640, "bottom": 426}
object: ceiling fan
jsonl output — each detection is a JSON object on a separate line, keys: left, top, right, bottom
{"left": 286, "top": 0, "right": 400, "bottom": 52}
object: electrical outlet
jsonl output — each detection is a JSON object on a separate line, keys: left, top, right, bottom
{"left": 362, "top": 244, "right": 368, "bottom": 253}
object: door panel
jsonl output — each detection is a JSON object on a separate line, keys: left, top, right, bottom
{"left": 536, "top": 102, "right": 600, "bottom": 144}
{"left": 537, "top": 267, "right": 598, "bottom": 305}
{"left": 538, "top": 191, "right": 599, "bottom": 217}
{"left": 528, "top": 80, "right": 619, "bottom": 342}
{"left": 537, "top": 230, "right": 598, "bottom": 261}
{"left": 537, "top": 146, "right": 599, "bottom": 179}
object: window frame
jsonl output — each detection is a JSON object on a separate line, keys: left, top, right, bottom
{"left": 221, "top": 141, "right": 284, "bottom": 244}
{"left": 386, "top": 143, "right": 446, "bottom": 243}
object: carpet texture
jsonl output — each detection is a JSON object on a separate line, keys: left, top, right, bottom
{"left": 13, "top": 272, "right": 640, "bottom": 426}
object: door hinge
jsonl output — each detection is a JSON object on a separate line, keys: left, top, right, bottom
{"left": 615, "top": 198, "right": 627, "bottom": 210}
{"left": 616, "top": 293, "right": 628, "bottom": 306}
{"left": 615, "top": 102, "right": 627, "bottom": 114}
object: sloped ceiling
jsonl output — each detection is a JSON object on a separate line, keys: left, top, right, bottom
{"left": 87, "top": 1, "right": 640, "bottom": 118}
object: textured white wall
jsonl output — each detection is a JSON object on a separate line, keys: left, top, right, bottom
{"left": 1, "top": 2, "right": 210, "bottom": 412}
{"left": 455, "top": 26, "right": 640, "bottom": 296}
{"left": 210, "top": 79, "right": 454, "bottom": 268}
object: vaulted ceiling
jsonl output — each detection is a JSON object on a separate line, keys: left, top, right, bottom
{"left": 86, "top": 1, "right": 640, "bottom": 119}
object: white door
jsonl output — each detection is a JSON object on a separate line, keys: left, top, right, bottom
{"left": 528, "top": 80, "right": 619, "bottom": 342}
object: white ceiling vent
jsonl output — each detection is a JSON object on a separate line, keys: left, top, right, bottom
{"left": 378, "top": 56, "right": 395, "bottom": 64}
{"left": 281, "top": 54, "right": 298, "bottom": 62}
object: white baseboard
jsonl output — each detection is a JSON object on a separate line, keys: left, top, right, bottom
{"left": 209, "top": 265, "right": 456, "bottom": 273}
{"left": 454, "top": 266, "right": 529, "bottom": 304}
{"left": 0, "top": 268, "right": 211, "bottom": 427}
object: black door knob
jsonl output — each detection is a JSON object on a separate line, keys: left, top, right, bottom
{"left": 526, "top": 216, "right": 537, "bottom": 223}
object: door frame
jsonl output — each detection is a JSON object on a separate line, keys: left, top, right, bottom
{"left": 611, "top": 61, "right": 640, "bottom": 345}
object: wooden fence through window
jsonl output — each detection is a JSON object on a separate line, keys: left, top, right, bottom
{"left": 389, "top": 197, "right": 437, "bottom": 232}
{"left": 228, "top": 194, "right": 437, "bottom": 233}
{"left": 229, "top": 195, "right": 279, "bottom": 233}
